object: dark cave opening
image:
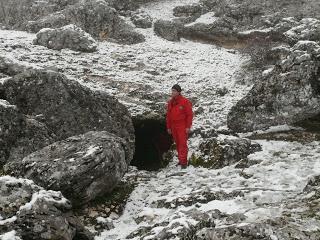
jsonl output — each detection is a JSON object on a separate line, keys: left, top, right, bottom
{"left": 295, "top": 113, "right": 320, "bottom": 132}
{"left": 131, "top": 118, "right": 173, "bottom": 171}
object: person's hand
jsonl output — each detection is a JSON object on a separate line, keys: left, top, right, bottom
{"left": 167, "top": 129, "right": 172, "bottom": 135}
{"left": 186, "top": 128, "right": 190, "bottom": 134}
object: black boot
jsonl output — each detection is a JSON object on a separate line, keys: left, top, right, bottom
{"left": 180, "top": 165, "right": 187, "bottom": 169}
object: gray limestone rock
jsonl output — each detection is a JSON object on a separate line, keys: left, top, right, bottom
{"left": 228, "top": 41, "right": 320, "bottom": 132}
{"left": 1, "top": 68, "right": 135, "bottom": 163}
{"left": 4, "top": 131, "right": 129, "bottom": 207}
{"left": 154, "top": 20, "right": 183, "bottom": 41}
{"left": 33, "top": 24, "right": 97, "bottom": 52}
{"left": 0, "top": 176, "right": 93, "bottom": 240}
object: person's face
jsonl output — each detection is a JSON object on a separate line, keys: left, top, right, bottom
{"left": 171, "top": 89, "right": 180, "bottom": 98}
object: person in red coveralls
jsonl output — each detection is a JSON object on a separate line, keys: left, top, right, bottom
{"left": 166, "top": 84, "right": 193, "bottom": 169}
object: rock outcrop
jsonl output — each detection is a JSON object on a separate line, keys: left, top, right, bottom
{"left": 131, "top": 10, "right": 153, "bottom": 29}
{"left": 0, "top": 58, "right": 135, "bottom": 207}
{"left": 0, "top": 56, "right": 31, "bottom": 76}
{"left": 127, "top": 208, "right": 215, "bottom": 240}
{"left": 173, "top": 4, "right": 203, "bottom": 18}
{"left": 199, "top": 0, "right": 320, "bottom": 30}
{"left": 4, "top": 131, "right": 129, "bottom": 207}
{"left": 183, "top": 17, "right": 238, "bottom": 45}
{"left": 6, "top": 117, "right": 55, "bottom": 166}
{"left": 190, "top": 135, "right": 262, "bottom": 168}
{"left": 64, "top": 0, "right": 145, "bottom": 44}
{"left": 153, "top": 0, "right": 320, "bottom": 48}
{"left": 0, "top": 176, "right": 93, "bottom": 240}
{"left": 0, "top": 0, "right": 75, "bottom": 29}
{"left": 33, "top": 24, "right": 98, "bottom": 52}
{"left": 194, "top": 173, "right": 320, "bottom": 240}
{"left": 228, "top": 41, "right": 320, "bottom": 132}
{"left": 0, "top": 66, "right": 135, "bottom": 164}
{"left": 0, "top": 0, "right": 145, "bottom": 45}
{"left": 154, "top": 20, "right": 183, "bottom": 41}
{"left": 0, "top": 100, "right": 24, "bottom": 167}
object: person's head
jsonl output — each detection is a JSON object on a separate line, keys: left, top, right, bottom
{"left": 171, "top": 84, "right": 182, "bottom": 98}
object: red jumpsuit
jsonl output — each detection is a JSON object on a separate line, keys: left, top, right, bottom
{"left": 166, "top": 94, "right": 193, "bottom": 166}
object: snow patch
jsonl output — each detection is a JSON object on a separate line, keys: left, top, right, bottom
{"left": 0, "top": 231, "right": 22, "bottom": 240}
{"left": 185, "top": 12, "right": 218, "bottom": 26}
{"left": 83, "top": 145, "right": 101, "bottom": 158}
{"left": 0, "top": 100, "right": 16, "bottom": 109}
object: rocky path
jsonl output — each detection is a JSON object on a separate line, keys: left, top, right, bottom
{"left": 96, "top": 139, "right": 320, "bottom": 239}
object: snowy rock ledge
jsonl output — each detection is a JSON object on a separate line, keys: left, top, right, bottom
{"left": 0, "top": 64, "right": 135, "bottom": 166}
{"left": 33, "top": 24, "right": 98, "bottom": 52}
{"left": 4, "top": 131, "right": 129, "bottom": 207}
{"left": 0, "top": 99, "right": 23, "bottom": 167}
{"left": 228, "top": 40, "right": 320, "bottom": 132}
{"left": 0, "top": 0, "right": 145, "bottom": 45}
{"left": 0, "top": 175, "right": 93, "bottom": 240}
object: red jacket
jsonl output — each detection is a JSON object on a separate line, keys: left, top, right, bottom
{"left": 166, "top": 95, "right": 193, "bottom": 129}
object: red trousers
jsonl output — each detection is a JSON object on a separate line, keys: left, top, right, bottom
{"left": 171, "top": 121, "right": 188, "bottom": 165}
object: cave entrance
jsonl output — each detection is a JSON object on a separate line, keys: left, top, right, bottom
{"left": 131, "top": 118, "right": 173, "bottom": 171}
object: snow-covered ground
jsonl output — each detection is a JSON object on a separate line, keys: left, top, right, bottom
{"left": 96, "top": 139, "right": 320, "bottom": 239}
{"left": 0, "top": 6, "right": 251, "bottom": 159}
{"left": 0, "top": 27, "right": 249, "bottom": 130}
{"left": 140, "top": 0, "right": 200, "bottom": 20}
{"left": 0, "top": 231, "right": 21, "bottom": 240}
{"left": 1, "top": 0, "right": 320, "bottom": 239}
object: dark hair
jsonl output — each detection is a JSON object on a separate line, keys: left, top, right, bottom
{"left": 171, "top": 84, "right": 182, "bottom": 92}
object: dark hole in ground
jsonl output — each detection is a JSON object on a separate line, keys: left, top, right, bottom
{"left": 131, "top": 118, "right": 173, "bottom": 171}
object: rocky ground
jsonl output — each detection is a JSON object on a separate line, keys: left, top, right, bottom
{"left": 1, "top": 0, "right": 320, "bottom": 239}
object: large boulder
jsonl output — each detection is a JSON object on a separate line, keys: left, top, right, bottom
{"left": 65, "top": 0, "right": 118, "bottom": 38}
{"left": 0, "top": 0, "right": 75, "bottom": 29}
{"left": 0, "top": 100, "right": 24, "bottom": 167}
{"left": 236, "top": 17, "right": 320, "bottom": 46}
{"left": 228, "top": 41, "right": 320, "bottom": 132}
{"left": 154, "top": 20, "right": 183, "bottom": 41}
{"left": 282, "top": 18, "right": 320, "bottom": 44}
{"left": 107, "top": 0, "right": 164, "bottom": 12}
{"left": 6, "top": 117, "right": 55, "bottom": 164}
{"left": 0, "top": 67, "right": 57, "bottom": 168}
{"left": 131, "top": 10, "right": 153, "bottom": 29}
{"left": 0, "top": 0, "right": 145, "bottom": 45}
{"left": 64, "top": 0, "right": 145, "bottom": 44}
{"left": 0, "top": 175, "right": 93, "bottom": 240}
{"left": 33, "top": 24, "right": 98, "bottom": 52}
{"left": 182, "top": 17, "right": 238, "bottom": 44}
{"left": 189, "top": 135, "right": 262, "bottom": 168}
{"left": 173, "top": 4, "right": 203, "bottom": 18}
{"left": 0, "top": 67, "right": 134, "bottom": 163}
{"left": 199, "top": 0, "right": 320, "bottom": 31}
{"left": 0, "top": 56, "right": 31, "bottom": 76}
{"left": 159, "top": 0, "right": 320, "bottom": 44}
{"left": 107, "top": 0, "right": 139, "bottom": 12}
{"left": 4, "top": 131, "right": 129, "bottom": 207}
{"left": 25, "top": 12, "right": 70, "bottom": 33}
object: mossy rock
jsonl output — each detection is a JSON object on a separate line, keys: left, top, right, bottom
{"left": 189, "top": 138, "right": 227, "bottom": 169}
{"left": 189, "top": 152, "right": 222, "bottom": 168}
{"left": 189, "top": 137, "right": 261, "bottom": 169}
